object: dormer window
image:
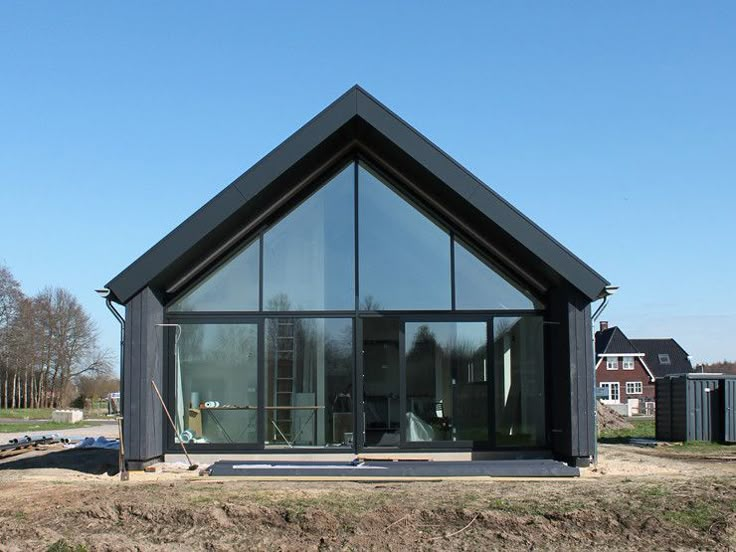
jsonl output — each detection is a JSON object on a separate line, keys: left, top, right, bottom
{"left": 659, "top": 354, "right": 671, "bottom": 365}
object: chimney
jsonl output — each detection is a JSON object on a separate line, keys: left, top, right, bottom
{"left": 599, "top": 321, "right": 609, "bottom": 332}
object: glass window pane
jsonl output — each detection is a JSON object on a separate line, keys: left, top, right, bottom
{"left": 263, "top": 164, "right": 355, "bottom": 311}
{"left": 363, "top": 317, "right": 401, "bottom": 446}
{"left": 454, "top": 240, "right": 541, "bottom": 310}
{"left": 177, "top": 323, "right": 258, "bottom": 444}
{"left": 493, "top": 317, "right": 546, "bottom": 447}
{"left": 169, "top": 240, "right": 259, "bottom": 312}
{"left": 265, "top": 318, "right": 353, "bottom": 448}
{"left": 405, "top": 322, "right": 488, "bottom": 443}
{"left": 358, "top": 164, "right": 451, "bottom": 310}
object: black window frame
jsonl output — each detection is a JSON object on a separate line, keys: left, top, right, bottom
{"left": 162, "top": 156, "right": 549, "bottom": 455}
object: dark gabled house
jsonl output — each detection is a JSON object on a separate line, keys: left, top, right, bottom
{"left": 102, "top": 86, "right": 610, "bottom": 471}
{"left": 630, "top": 338, "right": 694, "bottom": 379}
{"left": 594, "top": 322, "right": 694, "bottom": 408}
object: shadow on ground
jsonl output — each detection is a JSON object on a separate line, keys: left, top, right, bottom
{"left": 0, "top": 448, "right": 119, "bottom": 476}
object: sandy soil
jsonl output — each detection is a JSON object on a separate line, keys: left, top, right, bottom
{"left": 0, "top": 444, "right": 735, "bottom": 551}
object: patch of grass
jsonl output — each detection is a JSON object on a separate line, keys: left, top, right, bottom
{"left": 671, "top": 441, "right": 736, "bottom": 455}
{"left": 637, "top": 484, "right": 671, "bottom": 498}
{"left": 599, "top": 417, "right": 655, "bottom": 442}
{"left": 488, "top": 497, "right": 584, "bottom": 516}
{"left": 47, "top": 540, "right": 88, "bottom": 552}
{"left": 0, "top": 408, "right": 55, "bottom": 420}
{"left": 0, "top": 421, "right": 92, "bottom": 433}
{"left": 663, "top": 501, "right": 720, "bottom": 531}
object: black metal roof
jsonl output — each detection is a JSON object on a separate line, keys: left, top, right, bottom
{"left": 595, "top": 327, "right": 639, "bottom": 356}
{"left": 630, "top": 338, "right": 694, "bottom": 379}
{"left": 105, "top": 85, "right": 609, "bottom": 305}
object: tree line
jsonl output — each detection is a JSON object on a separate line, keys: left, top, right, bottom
{"left": 697, "top": 360, "right": 736, "bottom": 375}
{"left": 0, "top": 263, "right": 114, "bottom": 409}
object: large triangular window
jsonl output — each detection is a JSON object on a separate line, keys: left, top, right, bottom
{"left": 170, "top": 159, "right": 541, "bottom": 313}
{"left": 358, "top": 163, "right": 451, "bottom": 310}
{"left": 454, "top": 239, "right": 541, "bottom": 310}
{"left": 168, "top": 239, "right": 260, "bottom": 312}
{"left": 263, "top": 163, "right": 355, "bottom": 311}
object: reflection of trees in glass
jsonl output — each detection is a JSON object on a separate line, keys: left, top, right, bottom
{"left": 214, "top": 325, "right": 256, "bottom": 363}
{"left": 360, "top": 295, "right": 382, "bottom": 311}
{"left": 179, "top": 325, "right": 204, "bottom": 361}
{"left": 407, "top": 324, "right": 440, "bottom": 361}
{"left": 266, "top": 293, "right": 292, "bottom": 312}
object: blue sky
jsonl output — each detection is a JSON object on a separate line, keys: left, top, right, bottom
{"left": 1, "top": 2, "right": 734, "bottom": 367}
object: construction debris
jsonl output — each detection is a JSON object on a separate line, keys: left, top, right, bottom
{"left": 597, "top": 401, "right": 635, "bottom": 433}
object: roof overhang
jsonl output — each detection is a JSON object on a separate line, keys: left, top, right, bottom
{"left": 105, "top": 85, "right": 610, "bottom": 305}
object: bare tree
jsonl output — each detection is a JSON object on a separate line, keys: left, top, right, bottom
{"left": 0, "top": 268, "right": 112, "bottom": 409}
{"left": 0, "top": 265, "right": 23, "bottom": 409}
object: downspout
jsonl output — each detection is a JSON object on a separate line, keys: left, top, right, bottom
{"left": 591, "top": 285, "right": 619, "bottom": 466}
{"left": 95, "top": 288, "right": 125, "bottom": 408}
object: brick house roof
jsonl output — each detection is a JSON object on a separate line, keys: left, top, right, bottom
{"left": 595, "top": 326, "right": 638, "bottom": 356}
{"left": 630, "top": 338, "right": 693, "bottom": 379}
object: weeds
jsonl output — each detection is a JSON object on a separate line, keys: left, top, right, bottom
{"left": 47, "top": 540, "right": 88, "bottom": 552}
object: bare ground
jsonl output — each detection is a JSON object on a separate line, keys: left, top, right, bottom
{"left": 0, "top": 443, "right": 735, "bottom": 551}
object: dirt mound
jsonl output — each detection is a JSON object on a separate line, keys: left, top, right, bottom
{"left": 597, "top": 401, "right": 634, "bottom": 432}
{"left": 1, "top": 474, "right": 736, "bottom": 551}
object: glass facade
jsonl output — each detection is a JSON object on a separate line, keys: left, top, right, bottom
{"left": 169, "top": 240, "right": 260, "bottom": 312}
{"left": 166, "top": 159, "right": 547, "bottom": 452}
{"left": 358, "top": 164, "right": 451, "bottom": 311}
{"left": 493, "top": 317, "right": 546, "bottom": 447}
{"left": 454, "top": 240, "right": 541, "bottom": 311}
{"left": 362, "top": 317, "right": 401, "bottom": 446}
{"left": 405, "top": 322, "right": 488, "bottom": 443}
{"left": 176, "top": 323, "right": 258, "bottom": 444}
{"left": 263, "top": 164, "right": 355, "bottom": 311}
{"left": 264, "top": 318, "right": 353, "bottom": 447}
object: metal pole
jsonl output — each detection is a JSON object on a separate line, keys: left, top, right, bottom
{"left": 150, "top": 379, "right": 197, "bottom": 469}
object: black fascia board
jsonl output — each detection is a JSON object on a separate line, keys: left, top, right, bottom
{"left": 106, "top": 85, "right": 609, "bottom": 304}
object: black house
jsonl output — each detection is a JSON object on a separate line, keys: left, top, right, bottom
{"left": 103, "top": 86, "right": 610, "bottom": 470}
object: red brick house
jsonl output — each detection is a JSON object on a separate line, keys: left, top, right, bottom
{"left": 594, "top": 322, "right": 694, "bottom": 413}
{"left": 595, "top": 323, "right": 655, "bottom": 410}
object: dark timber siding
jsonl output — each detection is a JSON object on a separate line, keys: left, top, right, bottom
{"left": 655, "top": 378, "right": 672, "bottom": 440}
{"left": 547, "top": 286, "right": 595, "bottom": 465}
{"left": 122, "top": 287, "right": 164, "bottom": 468}
{"left": 657, "top": 375, "right": 736, "bottom": 442}
{"left": 671, "top": 378, "right": 687, "bottom": 440}
{"left": 723, "top": 380, "right": 736, "bottom": 443}
{"left": 687, "top": 378, "right": 721, "bottom": 441}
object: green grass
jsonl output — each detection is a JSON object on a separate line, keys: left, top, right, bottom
{"left": 487, "top": 497, "right": 585, "bottom": 516}
{"left": 665, "top": 440, "right": 736, "bottom": 456}
{"left": 599, "top": 415, "right": 736, "bottom": 456}
{"left": 0, "top": 408, "right": 56, "bottom": 420}
{"left": 662, "top": 501, "right": 721, "bottom": 531}
{"left": 47, "top": 540, "right": 89, "bottom": 552}
{"left": 0, "top": 421, "right": 92, "bottom": 433}
{"left": 599, "top": 417, "right": 655, "bottom": 442}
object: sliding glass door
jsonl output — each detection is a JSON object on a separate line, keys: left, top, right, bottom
{"left": 359, "top": 316, "right": 545, "bottom": 450}
{"left": 405, "top": 322, "right": 489, "bottom": 446}
{"left": 361, "top": 317, "right": 402, "bottom": 447}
